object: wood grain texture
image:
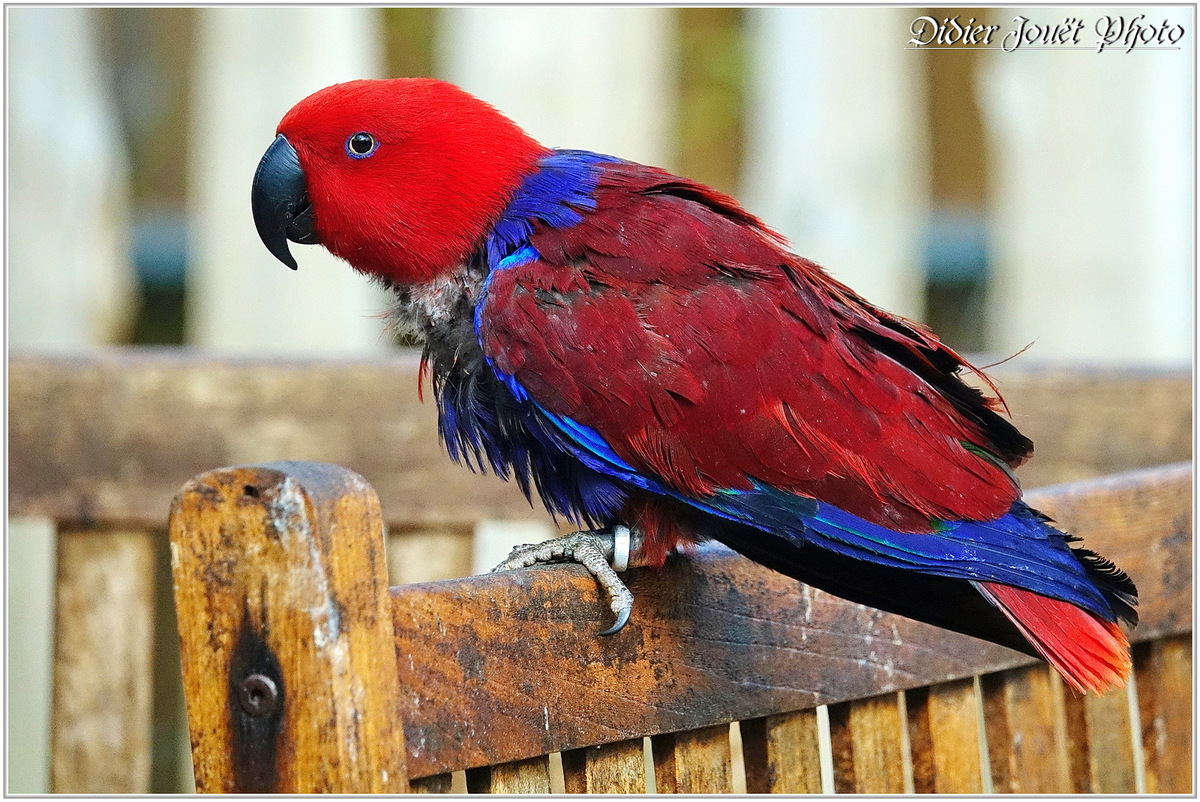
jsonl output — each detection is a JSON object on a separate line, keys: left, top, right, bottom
{"left": 14, "top": 354, "right": 1189, "bottom": 794}
{"left": 982, "top": 663, "right": 1071, "bottom": 793}
{"left": 169, "top": 462, "right": 407, "bottom": 793}
{"left": 906, "top": 678, "right": 983, "bottom": 793}
{"left": 1061, "top": 678, "right": 1138, "bottom": 792}
{"left": 409, "top": 772, "right": 453, "bottom": 793}
{"left": 393, "top": 542, "right": 1020, "bottom": 779}
{"left": 1135, "top": 633, "right": 1193, "bottom": 793}
{"left": 828, "top": 692, "right": 907, "bottom": 793}
{"left": 49, "top": 528, "right": 155, "bottom": 793}
{"left": 986, "top": 365, "right": 1193, "bottom": 488}
{"left": 10, "top": 351, "right": 535, "bottom": 529}
{"left": 741, "top": 708, "right": 822, "bottom": 793}
{"left": 561, "top": 738, "right": 646, "bottom": 794}
{"left": 10, "top": 352, "right": 1189, "bottom": 529}
{"left": 479, "top": 755, "right": 553, "bottom": 793}
{"left": 651, "top": 724, "right": 733, "bottom": 793}
{"left": 391, "top": 463, "right": 1188, "bottom": 778}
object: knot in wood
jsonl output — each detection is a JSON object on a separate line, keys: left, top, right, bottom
{"left": 238, "top": 673, "right": 279, "bottom": 718}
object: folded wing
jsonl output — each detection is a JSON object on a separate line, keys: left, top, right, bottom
{"left": 479, "top": 160, "right": 1031, "bottom": 535}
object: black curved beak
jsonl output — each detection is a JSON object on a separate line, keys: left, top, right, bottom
{"left": 251, "top": 134, "right": 320, "bottom": 270}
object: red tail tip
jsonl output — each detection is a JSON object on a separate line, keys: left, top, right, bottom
{"left": 977, "top": 581, "right": 1132, "bottom": 695}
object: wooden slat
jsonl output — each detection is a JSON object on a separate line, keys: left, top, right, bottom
{"left": 1135, "top": 633, "right": 1193, "bottom": 793}
{"left": 561, "top": 738, "right": 646, "bottom": 794}
{"left": 651, "top": 724, "right": 733, "bottom": 793}
{"left": 981, "top": 663, "right": 1071, "bottom": 793}
{"left": 906, "top": 678, "right": 983, "bottom": 793}
{"left": 170, "top": 462, "right": 407, "bottom": 793}
{"left": 392, "top": 463, "right": 1189, "bottom": 778}
{"left": 1061, "top": 679, "right": 1138, "bottom": 792}
{"left": 12, "top": 354, "right": 1187, "bottom": 793}
{"left": 8, "top": 351, "right": 544, "bottom": 529}
{"left": 741, "top": 708, "right": 822, "bottom": 793}
{"left": 394, "top": 542, "right": 1019, "bottom": 779}
{"left": 49, "top": 528, "right": 155, "bottom": 793}
{"left": 409, "top": 773, "right": 454, "bottom": 793}
{"left": 988, "top": 364, "right": 1192, "bottom": 488}
{"left": 10, "top": 353, "right": 1189, "bottom": 530}
{"left": 476, "top": 755, "right": 553, "bottom": 793}
{"left": 827, "top": 692, "right": 907, "bottom": 793}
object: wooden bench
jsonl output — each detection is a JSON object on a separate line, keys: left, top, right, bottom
{"left": 168, "top": 459, "right": 1191, "bottom": 794}
{"left": 8, "top": 350, "right": 1193, "bottom": 792}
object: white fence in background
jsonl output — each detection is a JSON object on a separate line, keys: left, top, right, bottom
{"left": 7, "top": 6, "right": 1192, "bottom": 364}
{"left": 980, "top": 6, "right": 1194, "bottom": 365}
{"left": 9, "top": 11, "right": 136, "bottom": 792}
{"left": 438, "top": 7, "right": 679, "bottom": 171}
{"left": 8, "top": 8, "right": 137, "bottom": 351}
{"left": 187, "top": 7, "right": 393, "bottom": 354}
{"left": 742, "top": 7, "right": 929, "bottom": 319}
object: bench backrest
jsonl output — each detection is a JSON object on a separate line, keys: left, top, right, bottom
{"left": 9, "top": 351, "right": 1192, "bottom": 792}
{"left": 170, "top": 459, "right": 1192, "bottom": 794}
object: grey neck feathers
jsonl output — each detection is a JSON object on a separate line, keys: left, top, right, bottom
{"left": 385, "top": 260, "right": 489, "bottom": 345}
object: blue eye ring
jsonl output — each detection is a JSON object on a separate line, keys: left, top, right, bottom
{"left": 346, "top": 132, "right": 378, "bottom": 159}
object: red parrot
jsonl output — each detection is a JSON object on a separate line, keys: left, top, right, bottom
{"left": 251, "top": 78, "right": 1136, "bottom": 694}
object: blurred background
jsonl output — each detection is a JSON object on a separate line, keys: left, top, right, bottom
{"left": 9, "top": 6, "right": 1194, "bottom": 361}
{"left": 7, "top": 6, "right": 1194, "bottom": 794}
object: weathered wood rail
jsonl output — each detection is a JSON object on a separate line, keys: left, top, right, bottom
{"left": 10, "top": 350, "right": 1192, "bottom": 528}
{"left": 7, "top": 349, "right": 1193, "bottom": 792}
{"left": 170, "top": 460, "right": 1192, "bottom": 793}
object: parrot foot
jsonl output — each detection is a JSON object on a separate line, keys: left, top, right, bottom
{"left": 490, "top": 526, "right": 643, "bottom": 636}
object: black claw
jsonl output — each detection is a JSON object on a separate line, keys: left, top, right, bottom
{"left": 598, "top": 606, "right": 632, "bottom": 636}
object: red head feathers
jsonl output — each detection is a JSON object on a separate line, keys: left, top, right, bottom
{"left": 257, "top": 78, "right": 548, "bottom": 284}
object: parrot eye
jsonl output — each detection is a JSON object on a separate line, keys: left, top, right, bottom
{"left": 346, "top": 132, "right": 378, "bottom": 159}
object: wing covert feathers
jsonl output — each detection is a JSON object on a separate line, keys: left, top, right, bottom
{"left": 481, "top": 160, "right": 1029, "bottom": 532}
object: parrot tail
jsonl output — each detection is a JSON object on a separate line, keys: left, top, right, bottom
{"left": 975, "top": 580, "right": 1132, "bottom": 694}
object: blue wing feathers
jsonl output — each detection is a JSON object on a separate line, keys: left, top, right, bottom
{"left": 484, "top": 150, "right": 621, "bottom": 267}
{"left": 514, "top": 400, "right": 1116, "bottom": 622}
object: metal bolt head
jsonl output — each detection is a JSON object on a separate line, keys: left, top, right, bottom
{"left": 238, "top": 673, "right": 279, "bottom": 717}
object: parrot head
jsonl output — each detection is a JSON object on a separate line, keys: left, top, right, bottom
{"left": 252, "top": 78, "right": 548, "bottom": 284}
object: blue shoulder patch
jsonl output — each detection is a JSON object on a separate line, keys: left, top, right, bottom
{"left": 474, "top": 149, "right": 624, "bottom": 419}
{"left": 484, "top": 149, "right": 622, "bottom": 269}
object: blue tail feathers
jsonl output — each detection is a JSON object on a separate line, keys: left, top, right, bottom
{"left": 704, "top": 485, "right": 1134, "bottom": 625}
